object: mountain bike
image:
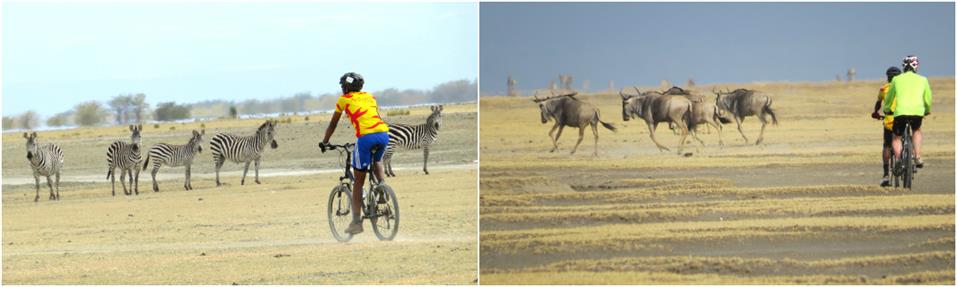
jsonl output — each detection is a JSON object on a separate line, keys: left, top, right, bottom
{"left": 322, "top": 143, "right": 400, "bottom": 242}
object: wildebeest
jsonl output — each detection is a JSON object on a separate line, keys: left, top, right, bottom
{"left": 620, "top": 87, "right": 694, "bottom": 152}
{"left": 713, "top": 88, "right": 779, "bottom": 145}
{"left": 661, "top": 86, "right": 732, "bottom": 146}
{"left": 534, "top": 91, "right": 616, "bottom": 156}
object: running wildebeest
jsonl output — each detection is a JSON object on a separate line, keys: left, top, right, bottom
{"left": 661, "top": 86, "right": 732, "bottom": 146}
{"left": 533, "top": 91, "right": 616, "bottom": 156}
{"left": 620, "top": 87, "right": 694, "bottom": 152}
{"left": 713, "top": 88, "right": 779, "bottom": 145}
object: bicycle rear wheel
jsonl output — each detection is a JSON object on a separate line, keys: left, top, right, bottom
{"left": 327, "top": 184, "right": 354, "bottom": 242}
{"left": 902, "top": 126, "right": 914, "bottom": 189}
{"left": 370, "top": 183, "right": 400, "bottom": 241}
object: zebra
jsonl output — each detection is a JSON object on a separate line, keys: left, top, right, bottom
{"left": 143, "top": 129, "right": 204, "bottom": 192}
{"left": 210, "top": 120, "right": 279, "bottom": 186}
{"left": 107, "top": 125, "right": 144, "bottom": 196}
{"left": 23, "top": 132, "right": 64, "bottom": 202}
{"left": 383, "top": 105, "right": 443, "bottom": 177}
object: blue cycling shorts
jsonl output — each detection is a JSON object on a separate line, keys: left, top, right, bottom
{"left": 353, "top": 132, "right": 389, "bottom": 171}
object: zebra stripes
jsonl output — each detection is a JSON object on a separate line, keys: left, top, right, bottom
{"left": 24, "top": 132, "right": 64, "bottom": 202}
{"left": 144, "top": 129, "right": 204, "bottom": 192}
{"left": 106, "top": 125, "right": 143, "bottom": 196}
{"left": 383, "top": 105, "right": 443, "bottom": 176}
{"left": 210, "top": 120, "right": 279, "bottom": 186}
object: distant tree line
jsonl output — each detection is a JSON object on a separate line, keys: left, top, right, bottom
{"left": 3, "top": 79, "right": 475, "bottom": 130}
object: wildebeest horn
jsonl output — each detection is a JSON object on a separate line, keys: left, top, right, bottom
{"left": 633, "top": 86, "right": 641, "bottom": 95}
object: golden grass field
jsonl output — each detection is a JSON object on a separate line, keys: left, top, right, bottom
{"left": 2, "top": 104, "right": 478, "bottom": 284}
{"left": 479, "top": 79, "right": 955, "bottom": 284}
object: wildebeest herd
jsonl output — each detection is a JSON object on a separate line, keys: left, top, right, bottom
{"left": 534, "top": 86, "right": 778, "bottom": 154}
{"left": 20, "top": 105, "right": 445, "bottom": 202}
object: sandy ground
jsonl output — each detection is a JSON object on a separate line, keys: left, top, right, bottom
{"left": 479, "top": 79, "right": 955, "bottom": 284}
{"left": 2, "top": 104, "right": 478, "bottom": 284}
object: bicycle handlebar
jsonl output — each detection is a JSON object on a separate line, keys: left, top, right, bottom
{"left": 324, "top": 143, "right": 355, "bottom": 150}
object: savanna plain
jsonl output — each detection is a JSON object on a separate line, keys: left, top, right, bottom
{"left": 2, "top": 104, "right": 477, "bottom": 284}
{"left": 480, "top": 79, "right": 955, "bottom": 284}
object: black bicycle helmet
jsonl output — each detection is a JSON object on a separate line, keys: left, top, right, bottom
{"left": 886, "top": 66, "right": 901, "bottom": 82}
{"left": 339, "top": 72, "right": 364, "bottom": 93}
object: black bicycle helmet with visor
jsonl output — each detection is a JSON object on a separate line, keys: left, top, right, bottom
{"left": 886, "top": 66, "right": 901, "bottom": 82}
{"left": 339, "top": 72, "right": 364, "bottom": 93}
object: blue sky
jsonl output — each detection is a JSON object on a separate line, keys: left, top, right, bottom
{"left": 481, "top": 2, "right": 955, "bottom": 95}
{"left": 3, "top": 2, "right": 478, "bottom": 116}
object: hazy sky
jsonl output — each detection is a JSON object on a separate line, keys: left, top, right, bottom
{"left": 481, "top": 2, "right": 955, "bottom": 95}
{"left": 3, "top": 2, "right": 478, "bottom": 116}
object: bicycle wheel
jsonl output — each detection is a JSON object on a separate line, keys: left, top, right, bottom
{"left": 890, "top": 156, "right": 900, "bottom": 188}
{"left": 902, "top": 127, "right": 914, "bottom": 189}
{"left": 327, "top": 184, "right": 354, "bottom": 242}
{"left": 370, "top": 183, "right": 400, "bottom": 241}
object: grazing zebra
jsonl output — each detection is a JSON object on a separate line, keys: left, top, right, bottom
{"left": 23, "top": 132, "right": 64, "bottom": 202}
{"left": 210, "top": 120, "right": 279, "bottom": 186}
{"left": 143, "top": 129, "right": 204, "bottom": 192}
{"left": 383, "top": 105, "right": 443, "bottom": 177}
{"left": 107, "top": 125, "right": 144, "bottom": 196}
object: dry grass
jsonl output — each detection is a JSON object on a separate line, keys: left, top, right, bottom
{"left": 3, "top": 168, "right": 478, "bottom": 284}
{"left": 2, "top": 103, "right": 478, "bottom": 284}
{"left": 479, "top": 79, "right": 955, "bottom": 284}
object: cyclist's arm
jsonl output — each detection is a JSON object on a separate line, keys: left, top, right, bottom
{"left": 883, "top": 82, "right": 896, "bottom": 115}
{"left": 923, "top": 78, "right": 933, "bottom": 115}
{"left": 322, "top": 111, "right": 342, "bottom": 144}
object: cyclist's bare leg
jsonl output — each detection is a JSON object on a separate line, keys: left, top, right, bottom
{"left": 347, "top": 170, "right": 366, "bottom": 234}
{"left": 882, "top": 145, "right": 891, "bottom": 177}
{"left": 892, "top": 135, "right": 903, "bottom": 161}
{"left": 913, "top": 128, "right": 923, "bottom": 161}
{"left": 372, "top": 161, "right": 386, "bottom": 184}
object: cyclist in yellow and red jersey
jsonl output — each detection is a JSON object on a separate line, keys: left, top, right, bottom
{"left": 320, "top": 72, "right": 389, "bottom": 235}
{"left": 872, "top": 66, "right": 901, "bottom": 186}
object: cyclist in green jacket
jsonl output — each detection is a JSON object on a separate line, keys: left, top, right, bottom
{"left": 883, "top": 55, "right": 932, "bottom": 171}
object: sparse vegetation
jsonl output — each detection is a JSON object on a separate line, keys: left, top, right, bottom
{"left": 387, "top": 109, "right": 411, "bottom": 116}
{"left": 480, "top": 78, "right": 955, "bottom": 284}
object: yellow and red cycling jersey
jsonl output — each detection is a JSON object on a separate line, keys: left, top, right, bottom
{"left": 336, "top": 91, "right": 389, "bottom": 138}
{"left": 878, "top": 83, "right": 894, "bottom": 131}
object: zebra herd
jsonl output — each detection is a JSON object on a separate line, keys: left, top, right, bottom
{"left": 21, "top": 106, "right": 445, "bottom": 202}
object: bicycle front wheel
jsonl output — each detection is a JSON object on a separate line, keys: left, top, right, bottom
{"left": 327, "top": 184, "right": 354, "bottom": 242}
{"left": 370, "top": 183, "right": 400, "bottom": 241}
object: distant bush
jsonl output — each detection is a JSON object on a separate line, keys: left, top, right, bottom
{"left": 46, "top": 111, "right": 72, "bottom": 127}
{"left": 154, "top": 102, "right": 191, "bottom": 121}
{"left": 74, "top": 101, "right": 108, "bottom": 127}
{"left": 2, "top": 116, "right": 15, "bottom": 130}
{"left": 154, "top": 124, "right": 161, "bottom": 129}
{"left": 169, "top": 126, "right": 176, "bottom": 131}
{"left": 387, "top": 109, "right": 411, "bottom": 116}
{"left": 304, "top": 116, "right": 310, "bottom": 121}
